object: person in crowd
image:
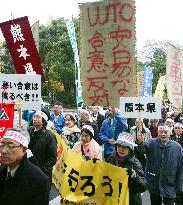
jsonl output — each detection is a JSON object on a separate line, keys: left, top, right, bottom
{"left": 171, "top": 109, "right": 183, "bottom": 123}
{"left": 137, "top": 123, "right": 183, "bottom": 205}
{"left": 130, "top": 118, "right": 151, "bottom": 170}
{"left": 99, "top": 106, "right": 127, "bottom": 161}
{"left": 165, "top": 117, "right": 174, "bottom": 134}
{"left": 171, "top": 123, "right": 183, "bottom": 147}
{"left": 79, "top": 109, "right": 99, "bottom": 144}
{"left": 107, "top": 133, "right": 147, "bottom": 205}
{"left": 73, "top": 125, "right": 102, "bottom": 160}
{"left": 148, "top": 119, "right": 159, "bottom": 138}
{"left": 50, "top": 102, "right": 65, "bottom": 134}
{"left": 0, "top": 128, "right": 50, "bottom": 205}
{"left": 130, "top": 118, "right": 151, "bottom": 142}
{"left": 62, "top": 113, "right": 81, "bottom": 148}
{"left": 28, "top": 108, "right": 57, "bottom": 187}
{"left": 90, "top": 106, "right": 104, "bottom": 135}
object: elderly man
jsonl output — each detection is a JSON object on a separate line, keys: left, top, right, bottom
{"left": 0, "top": 128, "right": 49, "bottom": 205}
{"left": 50, "top": 101, "right": 65, "bottom": 134}
{"left": 137, "top": 123, "right": 183, "bottom": 205}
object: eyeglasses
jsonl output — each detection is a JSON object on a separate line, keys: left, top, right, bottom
{"left": 0, "top": 142, "right": 21, "bottom": 149}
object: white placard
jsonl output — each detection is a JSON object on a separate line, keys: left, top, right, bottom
{"left": 0, "top": 74, "right": 41, "bottom": 111}
{"left": 120, "top": 97, "right": 162, "bottom": 119}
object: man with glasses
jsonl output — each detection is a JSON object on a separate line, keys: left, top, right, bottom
{"left": 137, "top": 123, "right": 183, "bottom": 205}
{"left": 0, "top": 128, "right": 50, "bottom": 205}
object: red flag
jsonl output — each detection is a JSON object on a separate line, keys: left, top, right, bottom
{"left": 0, "top": 103, "right": 14, "bottom": 139}
{"left": 0, "top": 16, "right": 45, "bottom": 81}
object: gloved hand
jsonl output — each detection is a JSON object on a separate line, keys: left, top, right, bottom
{"left": 127, "top": 168, "right": 136, "bottom": 178}
{"left": 92, "top": 158, "right": 99, "bottom": 163}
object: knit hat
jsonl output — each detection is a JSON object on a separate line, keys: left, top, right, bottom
{"left": 115, "top": 133, "right": 137, "bottom": 151}
{"left": 81, "top": 125, "right": 94, "bottom": 138}
{"left": 3, "top": 129, "right": 29, "bottom": 148}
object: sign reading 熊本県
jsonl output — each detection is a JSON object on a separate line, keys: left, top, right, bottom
{"left": 0, "top": 16, "right": 45, "bottom": 81}
{"left": 80, "top": 0, "right": 136, "bottom": 107}
{"left": 0, "top": 74, "right": 41, "bottom": 111}
{"left": 120, "top": 97, "right": 162, "bottom": 119}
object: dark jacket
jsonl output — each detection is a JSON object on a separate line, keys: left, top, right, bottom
{"left": 171, "top": 133, "right": 183, "bottom": 148}
{"left": 28, "top": 126, "right": 57, "bottom": 184}
{"left": 137, "top": 138, "right": 183, "bottom": 198}
{"left": 0, "top": 155, "right": 50, "bottom": 205}
{"left": 107, "top": 153, "right": 147, "bottom": 205}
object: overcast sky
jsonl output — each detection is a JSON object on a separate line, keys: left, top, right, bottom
{"left": 0, "top": 0, "right": 183, "bottom": 52}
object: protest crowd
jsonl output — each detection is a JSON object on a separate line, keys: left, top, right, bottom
{"left": 0, "top": 1, "right": 183, "bottom": 205}
{"left": 0, "top": 103, "right": 183, "bottom": 205}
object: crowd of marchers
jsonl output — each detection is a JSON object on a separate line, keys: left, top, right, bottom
{"left": 0, "top": 101, "right": 183, "bottom": 205}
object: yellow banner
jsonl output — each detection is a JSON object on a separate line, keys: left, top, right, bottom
{"left": 80, "top": 0, "right": 136, "bottom": 107}
{"left": 52, "top": 131, "right": 70, "bottom": 192}
{"left": 61, "top": 150, "right": 129, "bottom": 205}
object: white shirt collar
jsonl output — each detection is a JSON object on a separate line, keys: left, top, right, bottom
{"left": 7, "top": 165, "right": 19, "bottom": 177}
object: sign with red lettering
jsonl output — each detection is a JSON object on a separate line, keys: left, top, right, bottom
{"left": 166, "top": 43, "right": 183, "bottom": 109}
{"left": 80, "top": 0, "right": 136, "bottom": 107}
{"left": 0, "top": 103, "right": 14, "bottom": 138}
{"left": 0, "top": 16, "right": 45, "bottom": 81}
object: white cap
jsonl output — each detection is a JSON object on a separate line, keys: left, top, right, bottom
{"left": 3, "top": 130, "right": 29, "bottom": 148}
{"left": 81, "top": 125, "right": 94, "bottom": 137}
{"left": 115, "top": 133, "right": 137, "bottom": 150}
{"left": 34, "top": 111, "right": 48, "bottom": 121}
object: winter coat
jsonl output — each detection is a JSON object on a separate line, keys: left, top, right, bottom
{"left": 171, "top": 133, "right": 183, "bottom": 148}
{"left": 50, "top": 113, "right": 65, "bottom": 134}
{"left": 107, "top": 153, "right": 147, "bottom": 205}
{"left": 28, "top": 126, "right": 57, "bottom": 185}
{"left": 99, "top": 114, "right": 127, "bottom": 155}
{"left": 0, "top": 154, "right": 49, "bottom": 205}
{"left": 137, "top": 138, "right": 183, "bottom": 198}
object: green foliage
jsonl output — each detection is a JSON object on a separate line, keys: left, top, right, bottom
{"left": 138, "top": 40, "right": 167, "bottom": 93}
{"left": 0, "top": 17, "right": 79, "bottom": 107}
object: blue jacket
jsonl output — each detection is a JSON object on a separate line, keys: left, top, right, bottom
{"left": 50, "top": 113, "right": 65, "bottom": 134}
{"left": 138, "top": 138, "right": 183, "bottom": 198}
{"left": 99, "top": 113, "right": 127, "bottom": 155}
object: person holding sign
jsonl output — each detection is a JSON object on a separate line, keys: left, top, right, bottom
{"left": 99, "top": 106, "right": 127, "bottom": 161}
{"left": 137, "top": 123, "right": 183, "bottom": 205}
{"left": 0, "top": 128, "right": 49, "bottom": 205}
{"left": 73, "top": 125, "right": 102, "bottom": 161}
{"left": 107, "top": 133, "right": 147, "bottom": 205}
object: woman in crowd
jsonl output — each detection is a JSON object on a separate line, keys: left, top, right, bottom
{"left": 72, "top": 125, "right": 102, "bottom": 160}
{"left": 107, "top": 133, "right": 147, "bottom": 205}
{"left": 62, "top": 113, "right": 81, "bottom": 148}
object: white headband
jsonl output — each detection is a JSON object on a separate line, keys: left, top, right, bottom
{"left": 3, "top": 130, "right": 28, "bottom": 148}
{"left": 34, "top": 111, "right": 48, "bottom": 121}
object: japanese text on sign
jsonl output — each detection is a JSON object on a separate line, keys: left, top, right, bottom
{"left": 0, "top": 74, "right": 41, "bottom": 111}
{"left": 80, "top": 0, "right": 136, "bottom": 107}
{"left": 60, "top": 150, "right": 129, "bottom": 205}
{"left": 166, "top": 43, "right": 183, "bottom": 108}
{"left": 120, "top": 97, "right": 162, "bottom": 119}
